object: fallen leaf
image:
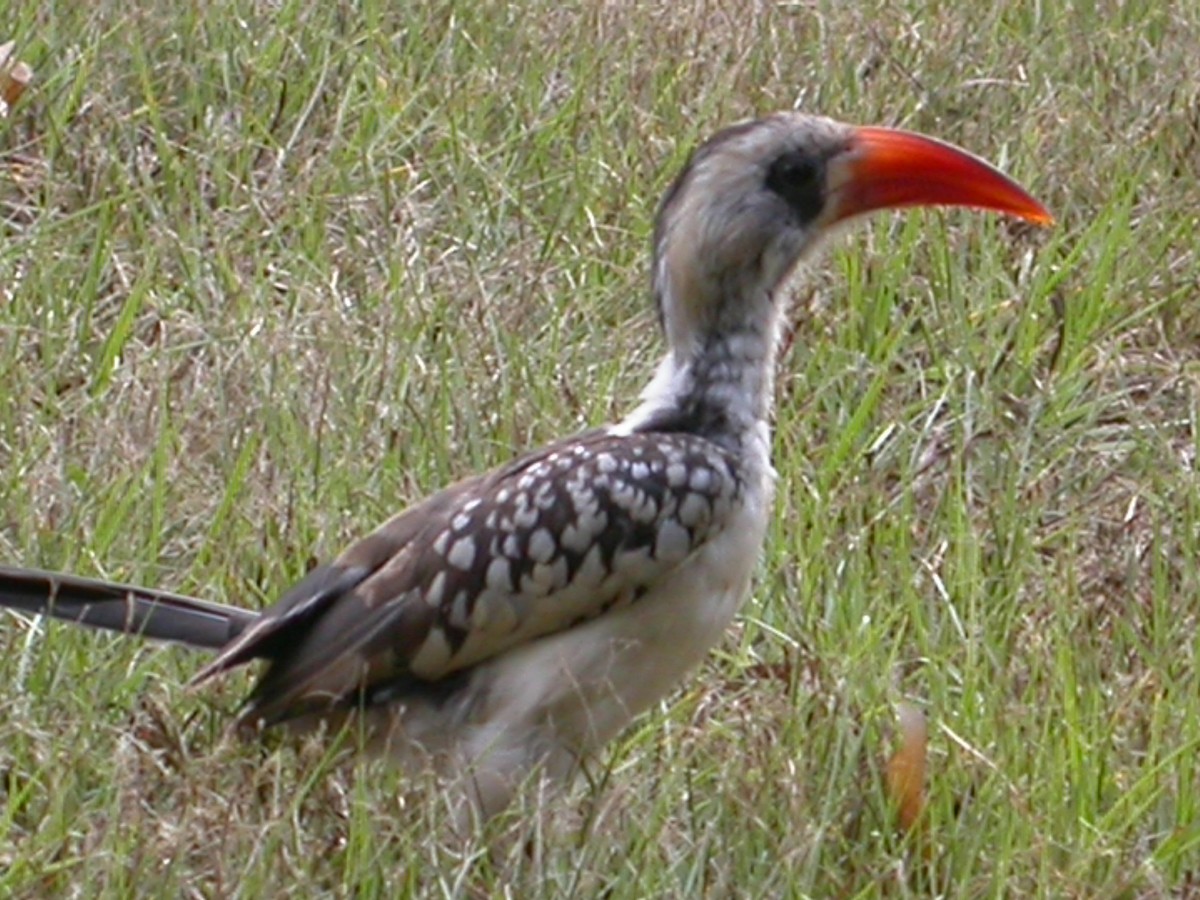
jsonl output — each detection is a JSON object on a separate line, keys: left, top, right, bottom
{"left": 0, "top": 40, "right": 33, "bottom": 113}
{"left": 886, "top": 701, "right": 927, "bottom": 834}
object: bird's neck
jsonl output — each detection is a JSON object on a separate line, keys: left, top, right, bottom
{"left": 620, "top": 286, "right": 784, "bottom": 450}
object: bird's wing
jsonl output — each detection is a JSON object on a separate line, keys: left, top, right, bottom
{"left": 192, "top": 428, "right": 744, "bottom": 726}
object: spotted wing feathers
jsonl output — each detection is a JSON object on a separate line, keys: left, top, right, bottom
{"left": 211, "top": 430, "right": 742, "bottom": 726}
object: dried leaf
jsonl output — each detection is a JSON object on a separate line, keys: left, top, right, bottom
{"left": 885, "top": 702, "right": 927, "bottom": 834}
{"left": 0, "top": 40, "right": 33, "bottom": 113}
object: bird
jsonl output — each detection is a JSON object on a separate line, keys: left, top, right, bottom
{"left": 0, "top": 113, "right": 1051, "bottom": 821}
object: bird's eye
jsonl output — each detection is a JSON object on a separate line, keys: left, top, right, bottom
{"left": 764, "top": 149, "right": 825, "bottom": 222}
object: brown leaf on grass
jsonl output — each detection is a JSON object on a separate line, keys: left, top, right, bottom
{"left": 885, "top": 702, "right": 928, "bottom": 835}
{"left": 0, "top": 40, "right": 33, "bottom": 113}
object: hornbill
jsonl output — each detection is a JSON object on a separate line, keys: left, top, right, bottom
{"left": 0, "top": 114, "right": 1051, "bottom": 818}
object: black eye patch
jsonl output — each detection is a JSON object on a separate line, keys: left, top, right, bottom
{"left": 764, "top": 149, "right": 825, "bottom": 223}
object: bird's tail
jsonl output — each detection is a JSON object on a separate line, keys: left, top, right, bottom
{"left": 0, "top": 564, "right": 256, "bottom": 650}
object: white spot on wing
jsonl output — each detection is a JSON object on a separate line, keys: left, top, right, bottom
{"left": 560, "top": 522, "right": 591, "bottom": 554}
{"left": 528, "top": 527, "right": 556, "bottom": 563}
{"left": 513, "top": 505, "right": 539, "bottom": 529}
{"left": 433, "top": 530, "right": 451, "bottom": 555}
{"left": 486, "top": 557, "right": 511, "bottom": 592}
{"left": 533, "top": 482, "right": 556, "bottom": 510}
{"left": 410, "top": 627, "right": 453, "bottom": 675}
{"left": 426, "top": 571, "right": 446, "bottom": 606}
{"left": 574, "top": 544, "right": 607, "bottom": 589}
{"left": 450, "top": 589, "right": 470, "bottom": 625}
{"left": 655, "top": 520, "right": 691, "bottom": 562}
{"left": 678, "top": 493, "right": 709, "bottom": 529}
{"left": 473, "top": 594, "right": 518, "bottom": 632}
{"left": 448, "top": 537, "right": 476, "bottom": 570}
{"left": 614, "top": 545, "right": 656, "bottom": 582}
{"left": 530, "top": 555, "right": 568, "bottom": 592}
{"left": 631, "top": 492, "right": 659, "bottom": 523}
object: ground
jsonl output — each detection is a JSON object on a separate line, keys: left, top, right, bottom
{"left": 1, "top": 0, "right": 1198, "bottom": 896}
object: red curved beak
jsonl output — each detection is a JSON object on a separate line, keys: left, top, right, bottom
{"left": 830, "top": 126, "right": 1053, "bottom": 226}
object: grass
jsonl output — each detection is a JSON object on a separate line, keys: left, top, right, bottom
{"left": 2, "top": 0, "right": 1199, "bottom": 895}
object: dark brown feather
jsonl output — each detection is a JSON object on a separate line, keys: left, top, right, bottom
{"left": 0, "top": 565, "right": 254, "bottom": 649}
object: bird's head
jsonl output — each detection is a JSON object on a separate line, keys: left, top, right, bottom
{"left": 652, "top": 113, "right": 1052, "bottom": 354}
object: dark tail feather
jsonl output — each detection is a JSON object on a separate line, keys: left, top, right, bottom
{"left": 0, "top": 564, "right": 256, "bottom": 650}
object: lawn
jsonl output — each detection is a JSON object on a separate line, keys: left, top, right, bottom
{"left": 1, "top": 0, "right": 1198, "bottom": 896}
